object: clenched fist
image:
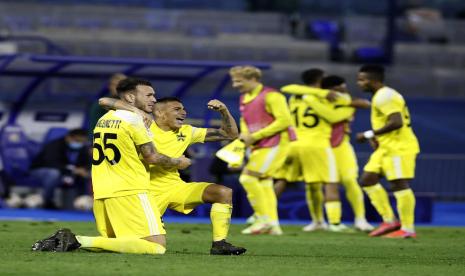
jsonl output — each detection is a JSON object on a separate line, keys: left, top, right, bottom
{"left": 207, "top": 99, "right": 227, "bottom": 112}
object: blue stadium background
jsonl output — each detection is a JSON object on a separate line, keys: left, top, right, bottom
{"left": 0, "top": 0, "right": 464, "bottom": 223}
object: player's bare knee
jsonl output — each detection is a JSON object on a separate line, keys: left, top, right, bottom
{"left": 203, "top": 184, "right": 232, "bottom": 204}
{"left": 324, "top": 183, "right": 340, "bottom": 201}
{"left": 217, "top": 186, "right": 232, "bottom": 204}
{"left": 143, "top": 234, "right": 166, "bottom": 248}
{"left": 390, "top": 179, "right": 410, "bottom": 191}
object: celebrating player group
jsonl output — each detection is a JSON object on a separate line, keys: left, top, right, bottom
{"left": 32, "top": 63, "right": 419, "bottom": 256}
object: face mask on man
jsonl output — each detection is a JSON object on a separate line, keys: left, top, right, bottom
{"left": 68, "top": 141, "right": 84, "bottom": 150}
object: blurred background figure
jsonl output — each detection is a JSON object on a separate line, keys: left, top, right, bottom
{"left": 288, "top": 11, "right": 302, "bottom": 37}
{"left": 87, "top": 73, "right": 127, "bottom": 139}
{"left": 405, "top": 6, "right": 448, "bottom": 43}
{"left": 29, "top": 128, "right": 91, "bottom": 209}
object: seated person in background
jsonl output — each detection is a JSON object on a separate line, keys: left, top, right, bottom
{"left": 30, "top": 128, "right": 91, "bottom": 209}
{"left": 87, "top": 73, "right": 127, "bottom": 140}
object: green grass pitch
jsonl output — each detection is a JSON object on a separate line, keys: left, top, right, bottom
{"left": 0, "top": 221, "right": 464, "bottom": 275}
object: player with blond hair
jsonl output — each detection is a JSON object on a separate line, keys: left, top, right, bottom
{"left": 230, "top": 65, "right": 295, "bottom": 235}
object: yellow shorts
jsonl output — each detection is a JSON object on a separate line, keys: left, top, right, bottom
{"left": 93, "top": 193, "right": 166, "bottom": 239}
{"left": 273, "top": 142, "right": 302, "bottom": 182}
{"left": 296, "top": 143, "right": 339, "bottom": 184}
{"left": 151, "top": 182, "right": 211, "bottom": 215}
{"left": 333, "top": 140, "right": 359, "bottom": 182}
{"left": 364, "top": 148, "right": 417, "bottom": 181}
{"left": 245, "top": 143, "right": 289, "bottom": 177}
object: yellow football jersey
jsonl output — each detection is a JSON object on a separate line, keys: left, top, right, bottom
{"left": 148, "top": 123, "right": 207, "bottom": 189}
{"left": 289, "top": 94, "right": 353, "bottom": 147}
{"left": 371, "top": 87, "right": 420, "bottom": 154}
{"left": 92, "top": 110, "right": 153, "bottom": 199}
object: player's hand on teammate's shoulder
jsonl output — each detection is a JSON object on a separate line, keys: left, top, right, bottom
{"left": 207, "top": 99, "right": 227, "bottom": 112}
{"left": 176, "top": 155, "right": 192, "bottom": 170}
{"left": 326, "top": 90, "right": 339, "bottom": 102}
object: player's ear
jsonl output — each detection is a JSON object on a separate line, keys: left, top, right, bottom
{"left": 154, "top": 108, "right": 162, "bottom": 118}
{"left": 153, "top": 104, "right": 163, "bottom": 117}
{"left": 122, "top": 92, "right": 135, "bottom": 104}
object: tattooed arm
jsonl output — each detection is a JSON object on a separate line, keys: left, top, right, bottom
{"left": 204, "top": 99, "right": 239, "bottom": 142}
{"left": 138, "top": 142, "right": 191, "bottom": 169}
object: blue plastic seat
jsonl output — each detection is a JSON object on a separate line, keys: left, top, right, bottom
{"left": 309, "top": 20, "right": 340, "bottom": 46}
{"left": 354, "top": 46, "right": 386, "bottom": 63}
{"left": 43, "top": 127, "right": 68, "bottom": 143}
{"left": 308, "top": 20, "right": 342, "bottom": 60}
{"left": 0, "top": 125, "right": 40, "bottom": 187}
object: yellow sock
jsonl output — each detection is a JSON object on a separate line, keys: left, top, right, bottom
{"left": 393, "top": 189, "right": 416, "bottom": 232}
{"left": 325, "top": 201, "right": 342, "bottom": 225}
{"left": 305, "top": 183, "right": 324, "bottom": 223}
{"left": 210, "top": 203, "right": 232, "bottom": 241}
{"left": 363, "top": 184, "right": 395, "bottom": 222}
{"left": 239, "top": 174, "right": 267, "bottom": 218}
{"left": 342, "top": 178, "right": 365, "bottom": 220}
{"left": 260, "top": 178, "right": 279, "bottom": 224}
{"left": 76, "top": 236, "right": 166, "bottom": 254}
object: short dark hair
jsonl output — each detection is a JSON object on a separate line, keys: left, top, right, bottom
{"left": 155, "top": 97, "right": 182, "bottom": 104}
{"left": 321, "top": 75, "right": 345, "bottom": 89}
{"left": 116, "top": 77, "right": 152, "bottom": 96}
{"left": 359, "top": 65, "right": 385, "bottom": 82}
{"left": 301, "top": 68, "right": 325, "bottom": 85}
{"left": 68, "top": 128, "right": 87, "bottom": 137}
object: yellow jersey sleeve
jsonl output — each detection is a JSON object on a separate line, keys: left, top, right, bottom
{"left": 251, "top": 92, "right": 292, "bottom": 141}
{"left": 281, "top": 84, "right": 329, "bottom": 98}
{"left": 129, "top": 116, "right": 153, "bottom": 146}
{"left": 239, "top": 117, "right": 249, "bottom": 135}
{"left": 303, "top": 95, "right": 354, "bottom": 124}
{"left": 190, "top": 127, "right": 207, "bottom": 144}
{"left": 374, "top": 90, "right": 404, "bottom": 116}
{"left": 333, "top": 93, "right": 352, "bottom": 106}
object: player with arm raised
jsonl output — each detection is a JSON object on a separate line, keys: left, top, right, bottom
{"left": 98, "top": 96, "right": 246, "bottom": 255}
{"left": 32, "top": 78, "right": 190, "bottom": 254}
{"left": 356, "top": 65, "right": 419, "bottom": 238}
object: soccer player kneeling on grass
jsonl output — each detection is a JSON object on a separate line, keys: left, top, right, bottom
{"left": 32, "top": 78, "right": 191, "bottom": 254}
{"left": 356, "top": 65, "right": 419, "bottom": 239}
{"left": 97, "top": 96, "right": 246, "bottom": 255}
